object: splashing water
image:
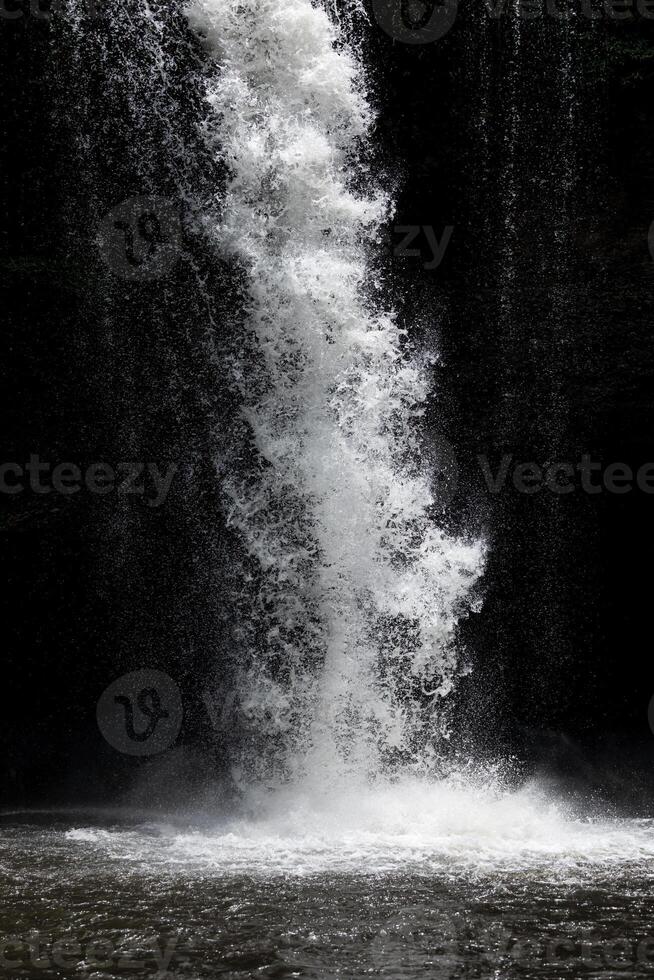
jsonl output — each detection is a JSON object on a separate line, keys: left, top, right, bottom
{"left": 186, "top": 0, "right": 483, "bottom": 792}
{"left": 41, "top": 780, "right": 654, "bottom": 878}
{"left": 18, "top": 4, "right": 654, "bottom": 930}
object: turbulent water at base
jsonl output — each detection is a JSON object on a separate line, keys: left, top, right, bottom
{"left": 3, "top": 797, "right": 654, "bottom": 980}
{"left": 186, "top": 0, "right": 483, "bottom": 790}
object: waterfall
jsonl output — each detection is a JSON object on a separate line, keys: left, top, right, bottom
{"left": 187, "top": 0, "right": 484, "bottom": 793}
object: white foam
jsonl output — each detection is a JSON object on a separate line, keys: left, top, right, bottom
{"left": 65, "top": 779, "right": 654, "bottom": 879}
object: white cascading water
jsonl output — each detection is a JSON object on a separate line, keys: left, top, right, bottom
{"left": 51, "top": 0, "right": 654, "bottom": 879}
{"left": 187, "top": 0, "right": 484, "bottom": 793}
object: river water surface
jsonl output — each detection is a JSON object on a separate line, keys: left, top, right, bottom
{"left": 3, "top": 778, "right": 654, "bottom": 979}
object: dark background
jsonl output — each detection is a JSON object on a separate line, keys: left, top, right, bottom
{"left": 2, "top": 0, "right": 654, "bottom": 809}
